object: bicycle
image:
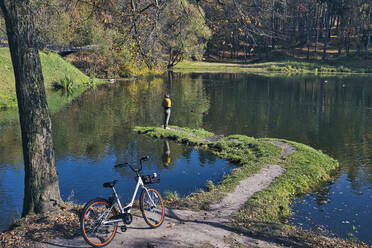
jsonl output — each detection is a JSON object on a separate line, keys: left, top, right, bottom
{"left": 80, "top": 156, "right": 165, "bottom": 247}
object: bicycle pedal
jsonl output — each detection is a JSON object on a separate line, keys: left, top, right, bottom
{"left": 121, "top": 225, "right": 127, "bottom": 232}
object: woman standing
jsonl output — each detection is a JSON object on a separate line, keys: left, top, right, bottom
{"left": 162, "top": 93, "right": 171, "bottom": 129}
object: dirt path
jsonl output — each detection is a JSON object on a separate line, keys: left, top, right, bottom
{"left": 43, "top": 141, "right": 296, "bottom": 248}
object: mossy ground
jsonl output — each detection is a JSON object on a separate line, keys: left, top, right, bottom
{"left": 133, "top": 126, "right": 370, "bottom": 247}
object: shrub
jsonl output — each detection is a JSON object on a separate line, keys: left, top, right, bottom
{"left": 337, "top": 66, "right": 351, "bottom": 72}
{"left": 164, "top": 191, "right": 179, "bottom": 201}
{"left": 206, "top": 180, "right": 216, "bottom": 192}
{"left": 53, "top": 76, "right": 75, "bottom": 92}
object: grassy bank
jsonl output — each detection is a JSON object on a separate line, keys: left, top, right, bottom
{"left": 0, "top": 48, "right": 98, "bottom": 110}
{"left": 172, "top": 59, "right": 372, "bottom": 75}
{"left": 132, "top": 126, "right": 370, "bottom": 247}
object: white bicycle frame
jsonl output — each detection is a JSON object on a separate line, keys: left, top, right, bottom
{"left": 102, "top": 176, "right": 155, "bottom": 225}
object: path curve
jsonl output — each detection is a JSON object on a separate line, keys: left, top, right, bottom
{"left": 44, "top": 141, "right": 296, "bottom": 248}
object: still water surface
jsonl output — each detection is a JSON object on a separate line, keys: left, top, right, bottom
{"left": 1, "top": 72, "right": 372, "bottom": 243}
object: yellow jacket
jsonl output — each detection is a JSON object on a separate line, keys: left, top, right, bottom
{"left": 163, "top": 97, "right": 171, "bottom": 108}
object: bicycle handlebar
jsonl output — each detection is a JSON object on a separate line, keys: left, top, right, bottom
{"left": 114, "top": 155, "right": 150, "bottom": 173}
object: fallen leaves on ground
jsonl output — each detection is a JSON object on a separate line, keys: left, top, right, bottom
{"left": 0, "top": 203, "right": 81, "bottom": 248}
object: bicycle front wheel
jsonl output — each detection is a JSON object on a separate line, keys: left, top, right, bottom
{"left": 141, "top": 188, "right": 165, "bottom": 228}
{"left": 80, "top": 198, "right": 118, "bottom": 247}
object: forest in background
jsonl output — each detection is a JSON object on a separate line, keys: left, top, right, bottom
{"left": 1, "top": 0, "right": 372, "bottom": 78}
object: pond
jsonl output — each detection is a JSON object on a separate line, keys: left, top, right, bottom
{"left": 1, "top": 72, "right": 372, "bottom": 244}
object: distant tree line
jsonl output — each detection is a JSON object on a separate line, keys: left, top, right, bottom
{"left": 201, "top": 0, "right": 372, "bottom": 61}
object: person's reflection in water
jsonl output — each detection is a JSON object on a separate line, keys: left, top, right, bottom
{"left": 162, "top": 140, "right": 171, "bottom": 167}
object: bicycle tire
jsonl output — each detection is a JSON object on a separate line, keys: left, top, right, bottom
{"left": 140, "top": 188, "right": 165, "bottom": 228}
{"left": 80, "top": 198, "right": 118, "bottom": 247}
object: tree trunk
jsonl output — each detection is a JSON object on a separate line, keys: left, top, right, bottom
{"left": 0, "top": 0, "right": 62, "bottom": 216}
{"left": 357, "top": 25, "right": 361, "bottom": 58}
{"left": 338, "top": 19, "right": 344, "bottom": 56}
{"left": 322, "top": 6, "right": 330, "bottom": 60}
{"left": 366, "top": 31, "right": 371, "bottom": 59}
{"left": 346, "top": 32, "right": 350, "bottom": 56}
{"left": 306, "top": 11, "right": 312, "bottom": 60}
{"left": 314, "top": 4, "right": 320, "bottom": 54}
{"left": 271, "top": 0, "right": 275, "bottom": 49}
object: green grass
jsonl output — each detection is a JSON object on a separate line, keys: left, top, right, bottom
{"left": 39, "top": 50, "right": 93, "bottom": 87}
{"left": 234, "top": 138, "right": 338, "bottom": 226}
{"left": 173, "top": 59, "right": 372, "bottom": 75}
{"left": 134, "top": 126, "right": 216, "bottom": 146}
{"left": 172, "top": 61, "right": 268, "bottom": 74}
{"left": 164, "top": 191, "right": 180, "bottom": 202}
{"left": 0, "top": 48, "right": 100, "bottom": 110}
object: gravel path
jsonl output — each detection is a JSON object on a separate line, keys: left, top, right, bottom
{"left": 43, "top": 141, "right": 296, "bottom": 248}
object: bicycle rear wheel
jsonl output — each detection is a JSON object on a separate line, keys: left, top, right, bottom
{"left": 80, "top": 198, "right": 118, "bottom": 247}
{"left": 140, "top": 188, "right": 165, "bottom": 228}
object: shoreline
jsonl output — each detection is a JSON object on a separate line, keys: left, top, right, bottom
{"left": 172, "top": 60, "right": 372, "bottom": 75}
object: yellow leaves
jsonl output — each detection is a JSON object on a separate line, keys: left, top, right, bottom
{"left": 166, "top": 223, "right": 175, "bottom": 228}
{"left": 112, "top": 43, "right": 121, "bottom": 52}
{"left": 246, "top": 18, "right": 251, "bottom": 24}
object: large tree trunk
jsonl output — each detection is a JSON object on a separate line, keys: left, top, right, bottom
{"left": 0, "top": 0, "right": 62, "bottom": 216}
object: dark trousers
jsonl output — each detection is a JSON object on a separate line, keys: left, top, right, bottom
{"left": 164, "top": 108, "right": 171, "bottom": 127}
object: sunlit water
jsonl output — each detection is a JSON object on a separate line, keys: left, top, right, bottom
{"left": 1, "top": 72, "right": 372, "bottom": 244}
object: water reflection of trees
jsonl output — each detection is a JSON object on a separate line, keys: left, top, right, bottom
{"left": 0, "top": 123, "right": 22, "bottom": 168}
{"left": 203, "top": 74, "right": 372, "bottom": 188}
{"left": 1, "top": 73, "right": 372, "bottom": 189}
{"left": 0, "top": 73, "right": 210, "bottom": 169}
{"left": 50, "top": 74, "right": 209, "bottom": 160}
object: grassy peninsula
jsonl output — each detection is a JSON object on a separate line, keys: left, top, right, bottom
{"left": 134, "top": 126, "right": 337, "bottom": 222}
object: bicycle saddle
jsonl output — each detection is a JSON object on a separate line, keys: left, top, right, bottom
{"left": 103, "top": 180, "right": 118, "bottom": 188}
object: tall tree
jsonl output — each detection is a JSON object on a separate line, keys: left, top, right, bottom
{"left": 0, "top": 0, "right": 63, "bottom": 216}
{"left": 160, "top": 0, "right": 211, "bottom": 68}
{"left": 321, "top": 0, "right": 330, "bottom": 60}
{"left": 361, "top": 0, "right": 372, "bottom": 59}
